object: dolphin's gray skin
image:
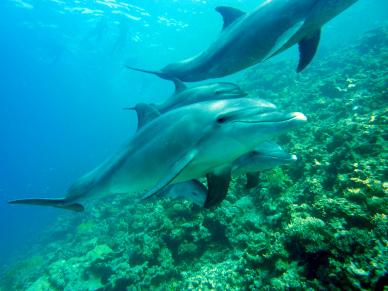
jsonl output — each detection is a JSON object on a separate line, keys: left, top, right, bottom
{"left": 128, "top": 98, "right": 278, "bottom": 135}
{"left": 161, "top": 180, "right": 208, "bottom": 207}
{"left": 128, "top": 99, "right": 297, "bottom": 199}
{"left": 162, "top": 142, "right": 297, "bottom": 206}
{"left": 232, "top": 141, "right": 297, "bottom": 189}
{"left": 127, "top": 0, "right": 358, "bottom": 82}
{"left": 233, "top": 142, "right": 296, "bottom": 174}
{"left": 125, "top": 79, "right": 246, "bottom": 114}
{"left": 155, "top": 80, "right": 247, "bottom": 112}
{"left": 9, "top": 98, "right": 306, "bottom": 211}
{"left": 128, "top": 98, "right": 297, "bottom": 205}
{"left": 124, "top": 80, "right": 247, "bottom": 131}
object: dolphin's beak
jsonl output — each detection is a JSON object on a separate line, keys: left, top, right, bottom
{"left": 285, "top": 112, "right": 308, "bottom": 127}
{"left": 235, "top": 111, "right": 307, "bottom": 124}
{"left": 291, "top": 112, "right": 307, "bottom": 122}
{"left": 269, "top": 112, "right": 307, "bottom": 123}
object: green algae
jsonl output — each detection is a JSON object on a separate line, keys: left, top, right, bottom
{"left": 1, "top": 26, "right": 387, "bottom": 290}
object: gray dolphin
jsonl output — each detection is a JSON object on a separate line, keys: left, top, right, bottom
{"left": 128, "top": 97, "right": 297, "bottom": 200}
{"left": 232, "top": 141, "right": 297, "bottom": 189}
{"left": 127, "top": 97, "right": 276, "bottom": 134}
{"left": 161, "top": 180, "right": 208, "bottom": 207}
{"left": 124, "top": 79, "right": 246, "bottom": 117}
{"left": 9, "top": 98, "right": 306, "bottom": 211}
{"left": 162, "top": 141, "right": 297, "bottom": 206}
{"left": 127, "top": 0, "right": 358, "bottom": 82}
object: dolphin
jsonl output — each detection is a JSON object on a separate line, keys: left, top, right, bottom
{"left": 124, "top": 79, "right": 247, "bottom": 131}
{"left": 8, "top": 98, "right": 306, "bottom": 211}
{"left": 129, "top": 101, "right": 297, "bottom": 190}
{"left": 160, "top": 141, "right": 297, "bottom": 206}
{"left": 161, "top": 180, "right": 208, "bottom": 207}
{"left": 232, "top": 141, "right": 297, "bottom": 189}
{"left": 124, "top": 79, "right": 246, "bottom": 115}
{"left": 127, "top": 0, "right": 358, "bottom": 82}
{"left": 127, "top": 97, "right": 277, "bottom": 134}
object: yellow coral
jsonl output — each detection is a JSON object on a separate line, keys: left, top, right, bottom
{"left": 347, "top": 188, "right": 361, "bottom": 194}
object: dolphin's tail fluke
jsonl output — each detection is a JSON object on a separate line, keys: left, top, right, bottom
{"left": 125, "top": 65, "right": 169, "bottom": 80}
{"left": 8, "top": 198, "right": 84, "bottom": 212}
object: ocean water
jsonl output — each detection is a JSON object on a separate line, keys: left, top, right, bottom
{"left": 0, "top": 0, "right": 387, "bottom": 289}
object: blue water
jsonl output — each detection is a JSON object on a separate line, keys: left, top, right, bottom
{"left": 0, "top": 0, "right": 387, "bottom": 269}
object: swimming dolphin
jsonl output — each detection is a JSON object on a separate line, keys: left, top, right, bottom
{"left": 124, "top": 79, "right": 246, "bottom": 115}
{"left": 127, "top": 97, "right": 275, "bottom": 134}
{"left": 161, "top": 180, "right": 208, "bottom": 207}
{"left": 124, "top": 79, "right": 247, "bottom": 131}
{"left": 8, "top": 98, "right": 306, "bottom": 211}
{"left": 232, "top": 141, "right": 297, "bottom": 189}
{"left": 160, "top": 141, "right": 297, "bottom": 206}
{"left": 127, "top": 0, "right": 358, "bottom": 82}
{"left": 129, "top": 101, "right": 297, "bottom": 190}
{"left": 128, "top": 100, "right": 304, "bottom": 207}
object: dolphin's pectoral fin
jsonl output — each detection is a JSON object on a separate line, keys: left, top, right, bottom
{"left": 204, "top": 167, "right": 232, "bottom": 208}
{"left": 215, "top": 6, "right": 245, "bottom": 30}
{"left": 141, "top": 150, "right": 197, "bottom": 201}
{"left": 8, "top": 198, "right": 84, "bottom": 212}
{"left": 297, "top": 29, "right": 321, "bottom": 72}
{"left": 125, "top": 103, "right": 161, "bottom": 131}
{"left": 246, "top": 172, "right": 260, "bottom": 189}
{"left": 172, "top": 78, "right": 187, "bottom": 94}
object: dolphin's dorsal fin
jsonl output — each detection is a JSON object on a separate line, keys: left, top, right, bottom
{"left": 204, "top": 167, "right": 231, "bottom": 208}
{"left": 125, "top": 103, "right": 161, "bottom": 131}
{"left": 215, "top": 6, "right": 245, "bottom": 30}
{"left": 172, "top": 78, "right": 187, "bottom": 94}
{"left": 297, "top": 29, "right": 321, "bottom": 72}
{"left": 141, "top": 150, "right": 198, "bottom": 201}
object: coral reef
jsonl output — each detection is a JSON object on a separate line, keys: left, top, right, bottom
{"left": 1, "top": 27, "right": 387, "bottom": 290}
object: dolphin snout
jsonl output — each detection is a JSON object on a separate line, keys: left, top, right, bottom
{"left": 291, "top": 112, "right": 307, "bottom": 122}
{"left": 280, "top": 112, "right": 307, "bottom": 128}
{"left": 259, "top": 111, "right": 307, "bottom": 123}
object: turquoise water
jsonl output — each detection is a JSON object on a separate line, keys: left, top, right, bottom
{"left": 0, "top": 0, "right": 387, "bottom": 289}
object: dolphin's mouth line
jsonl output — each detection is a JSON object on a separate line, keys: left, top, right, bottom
{"left": 218, "top": 91, "right": 247, "bottom": 97}
{"left": 233, "top": 116, "right": 298, "bottom": 124}
{"left": 256, "top": 154, "right": 294, "bottom": 161}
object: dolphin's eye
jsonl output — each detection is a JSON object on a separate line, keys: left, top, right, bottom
{"left": 216, "top": 116, "right": 227, "bottom": 123}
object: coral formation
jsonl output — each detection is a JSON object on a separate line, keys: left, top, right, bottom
{"left": 1, "top": 27, "right": 387, "bottom": 290}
